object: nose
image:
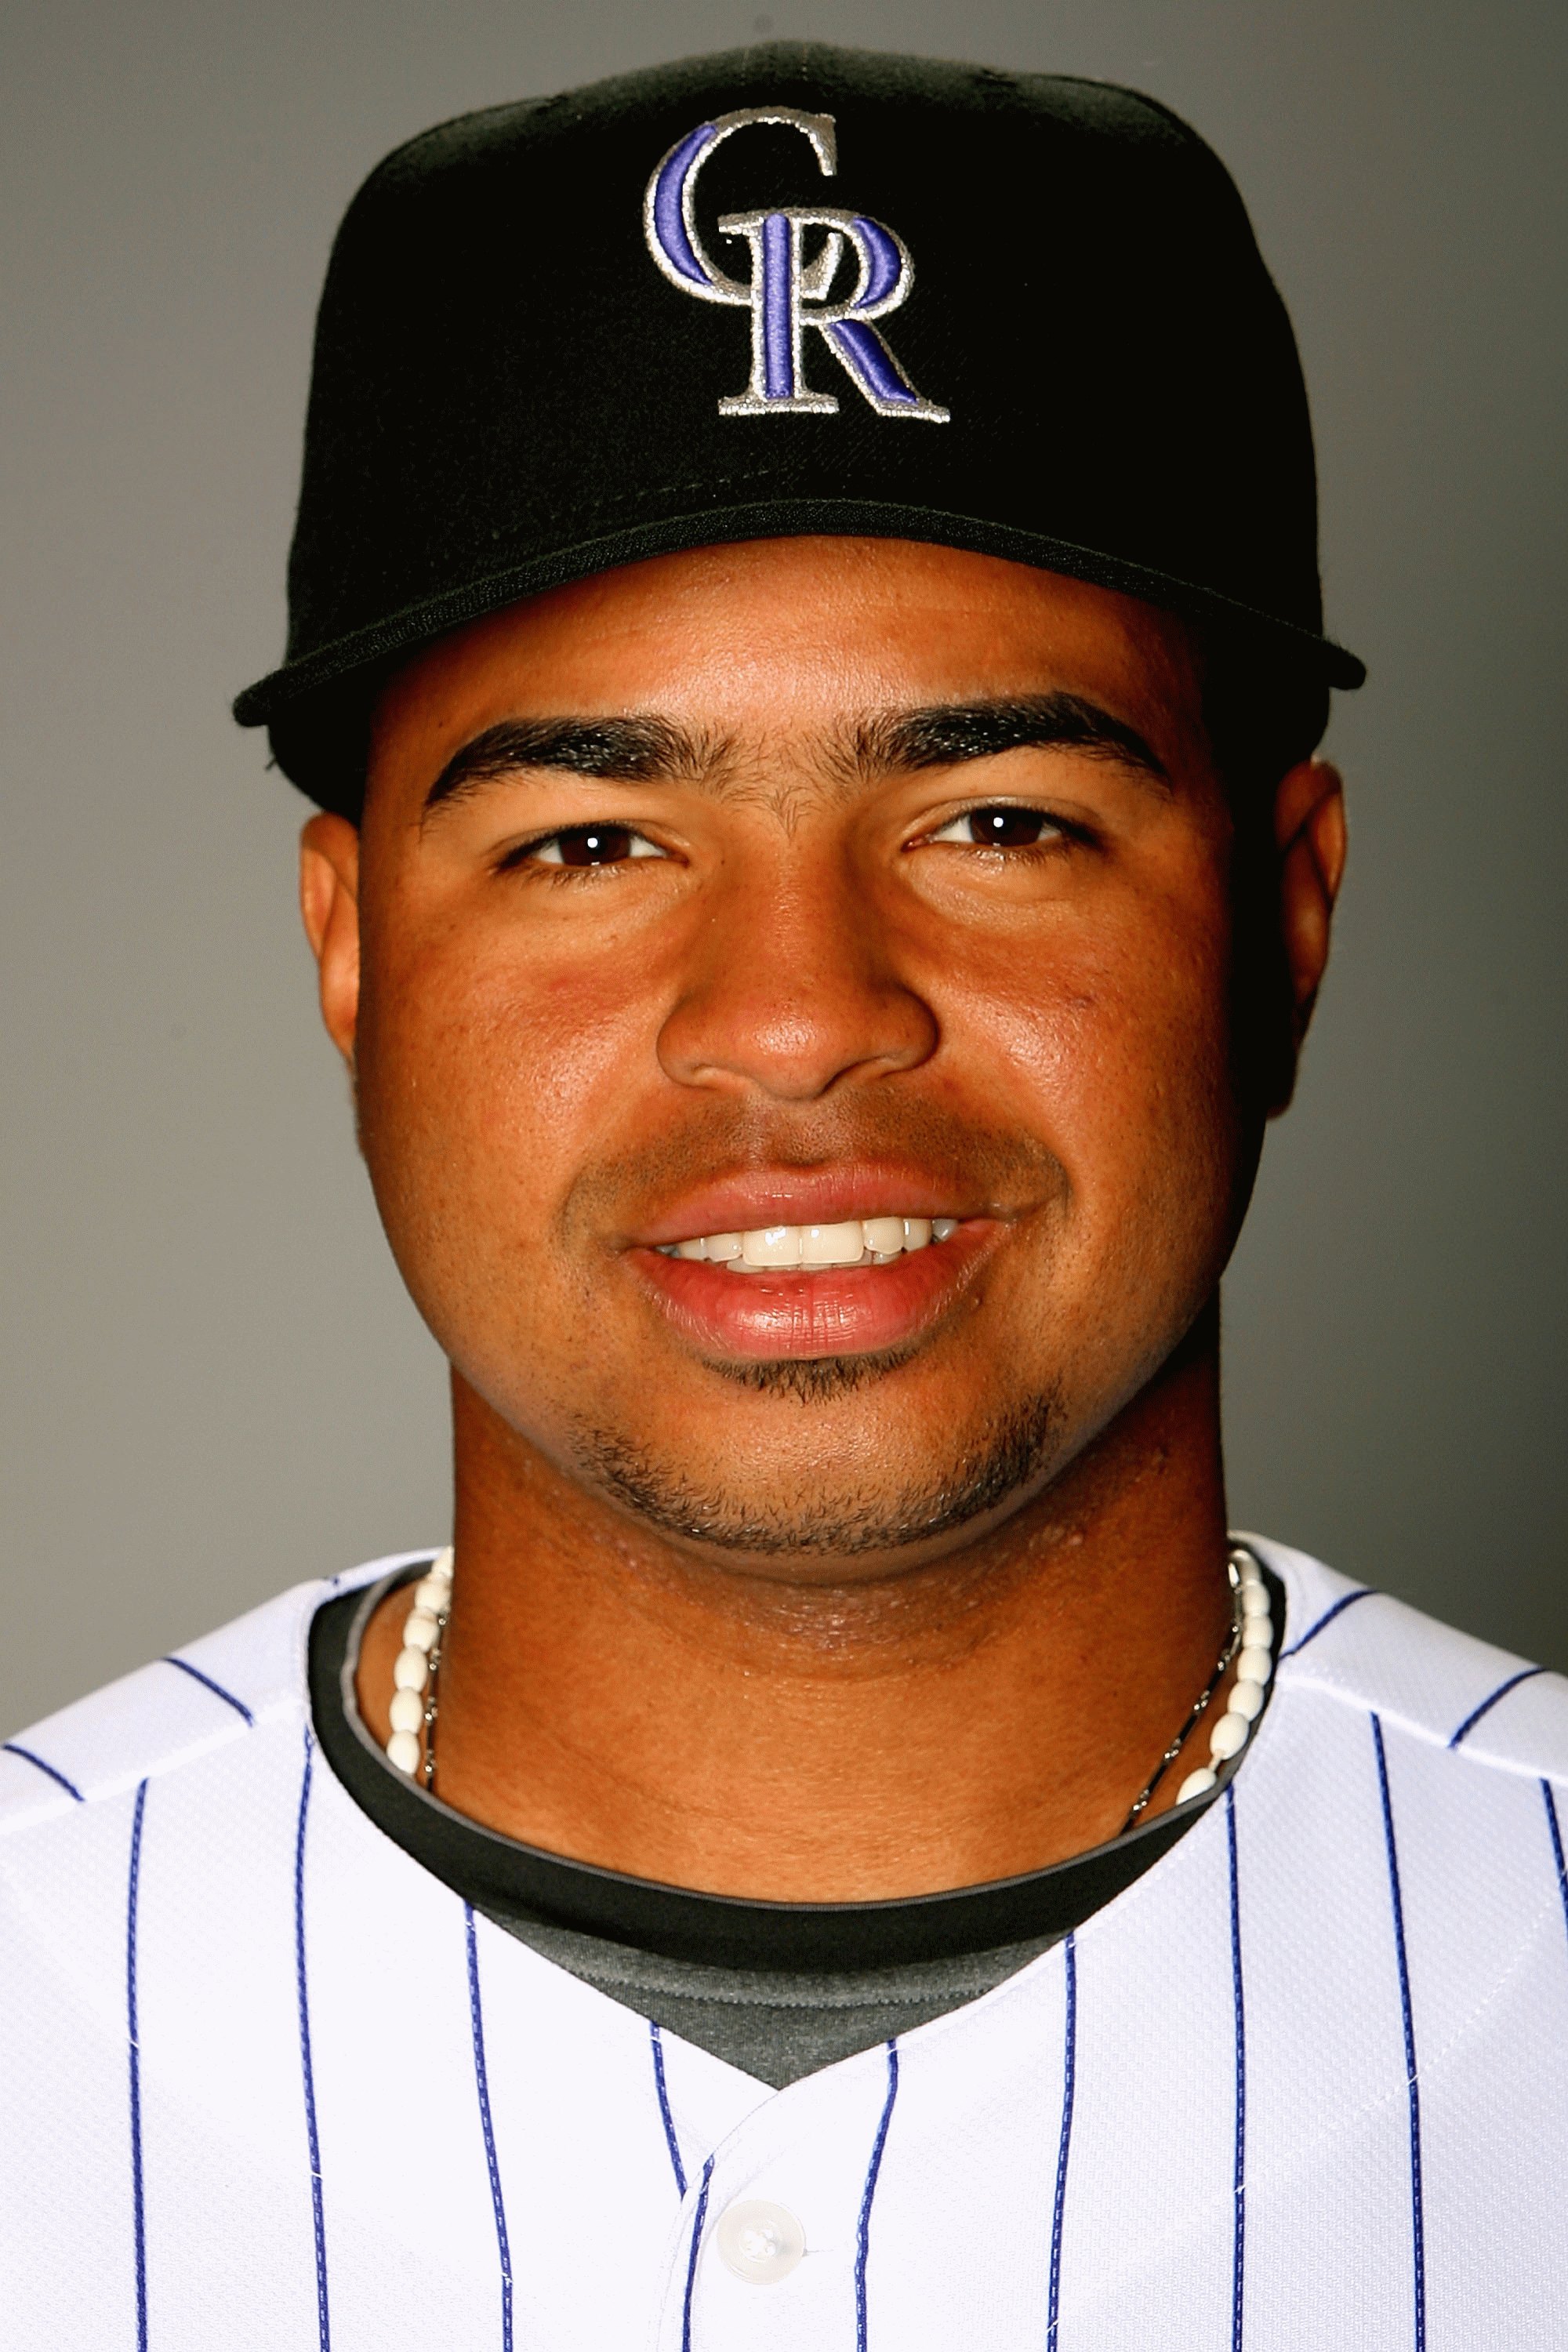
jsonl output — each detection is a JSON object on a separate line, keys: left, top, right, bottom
{"left": 656, "top": 855, "right": 938, "bottom": 1102}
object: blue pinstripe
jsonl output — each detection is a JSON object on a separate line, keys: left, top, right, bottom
{"left": 3, "top": 1740, "right": 84, "bottom": 1800}
{"left": 126, "top": 1779, "right": 149, "bottom": 2352}
{"left": 1543, "top": 1781, "right": 1568, "bottom": 1944}
{"left": 855, "top": 2040, "right": 901, "bottom": 2352}
{"left": 649, "top": 2020, "right": 688, "bottom": 2196}
{"left": 1047, "top": 1933, "right": 1077, "bottom": 2352}
{"left": 1226, "top": 1787, "right": 1247, "bottom": 2352}
{"left": 681, "top": 2154, "right": 714, "bottom": 2352}
{"left": 294, "top": 1729, "right": 331, "bottom": 2351}
{"left": 1372, "top": 1715, "right": 1425, "bottom": 2352}
{"left": 162, "top": 1654, "right": 255, "bottom": 1726}
{"left": 1448, "top": 1666, "right": 1548, "bottom": 1749}
{"left": 464, "top": 1907, "right": 514, "bottom": 2352}
{"left": 1278, "top": 1588, "right": 1374, "bottom": 1659}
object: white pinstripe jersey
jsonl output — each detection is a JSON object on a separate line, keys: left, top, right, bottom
{"left": 2, "top": 1535, "right": 1566, "bottom": 2350}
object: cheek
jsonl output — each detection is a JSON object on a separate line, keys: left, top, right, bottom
{"left": 938, "top": 871, "right": 1239, "bottom": 1236}
{"left": 353, "top": 907, "right": 672, "bottom": 1271}
{"left": 1075, "top": 916, "right": 1240, "bottom": 1276}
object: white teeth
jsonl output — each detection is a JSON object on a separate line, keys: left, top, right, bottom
{"left": 662, "top": 1215, "right": 962, "bottom": 1268}
{"left": 741, "top": 1225, "right": 800, "bottom": 1267}
{"left": 801, "top": 1220, "right": 867, "bottom": 1267}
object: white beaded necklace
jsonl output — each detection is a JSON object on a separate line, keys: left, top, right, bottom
{"left": 1171, "top": 1544, "right": 1275, "bottom": 1806}
{"left": 380, "top": 1541, "right": 1275, "bottom": 1814}
{"left": 385, "top": 1544, "right": 453, "bottom": 1788}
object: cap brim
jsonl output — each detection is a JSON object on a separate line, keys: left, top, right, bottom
{"left": 234, "top": 495, "right": 1365, "bottom": 731}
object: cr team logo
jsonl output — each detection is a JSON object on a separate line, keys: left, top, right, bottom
{"left": 644, "top": 107, "right": 949, "bottom": 423}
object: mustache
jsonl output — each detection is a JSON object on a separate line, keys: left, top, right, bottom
{"left": 557, "top": 1096, "right": 1062, "bottom": 1240}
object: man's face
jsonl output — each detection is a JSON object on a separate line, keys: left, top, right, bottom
{"left": 332, "top": 539, "right": 1257, "bottom": 1569}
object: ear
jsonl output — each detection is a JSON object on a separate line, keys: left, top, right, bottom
{"left": 1274, "top": 758, "right": 1347, "bottom": 1047}
{"left": 299, "top": 814, "right": 362, "bottom": 1066}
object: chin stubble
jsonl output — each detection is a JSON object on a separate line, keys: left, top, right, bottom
{"left": 706, "top": 1342, "right": 921, "bottom": 1402}
{"left": 571, "top": 1370, "right": 1065, "bottom": 1557}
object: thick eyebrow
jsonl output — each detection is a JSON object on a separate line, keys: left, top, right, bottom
{"left": 852, "top": 694, "right": 1171, "bottom": 789}
{"left": 423, "top": 716, "right": 720, "bottom": 814}
{"left": 421, "top": 692, "right": 1169, "bottom": 819}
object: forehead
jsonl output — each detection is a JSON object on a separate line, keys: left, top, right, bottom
{"left": 367, "top": 536, "right": 1206, "bottom": 794}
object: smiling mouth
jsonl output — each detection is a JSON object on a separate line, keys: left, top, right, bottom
{"left": 633, "top": 1199, "right": 999, "bottom": 1363}
{"left": 658, "top": 1214, "right": 961, "bottom": 1271}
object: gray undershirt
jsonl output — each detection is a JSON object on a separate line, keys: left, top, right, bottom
{"left": 472, "top": 1904, "right": 1065, "bottom": 2087}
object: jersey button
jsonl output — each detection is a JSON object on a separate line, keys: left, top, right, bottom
{"left": 714, "top": 2198, "right": 807, "bottom": 2283}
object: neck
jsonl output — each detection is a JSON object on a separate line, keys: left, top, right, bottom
{"left": 358, "top": 1330, "right": 1233, "bottom": 1901}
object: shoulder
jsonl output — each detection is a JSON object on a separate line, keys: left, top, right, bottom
{"left": 1254, "top": 1533, "right": 1568, "bottom": 1784}
{"left": 0, "top": 1551, "right": 423, "bottom": 1836}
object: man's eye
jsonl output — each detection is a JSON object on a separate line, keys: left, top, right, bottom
{"left": 528, "top": 825, "right": 664, "bottom": 867}
{"left": 929, "top": 807, "right": 1059, "bottom": 848}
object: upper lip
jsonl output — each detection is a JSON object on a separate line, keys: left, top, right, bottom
{"left": 629, "top": 1163, "right": 991, "bottom": 1249}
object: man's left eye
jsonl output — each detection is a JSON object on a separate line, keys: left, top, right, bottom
{"left": 529, "top": 825, "right": 665, "bottom": 866}
{"left": 928, "top": 807, "right": 1059, "bottom": 848}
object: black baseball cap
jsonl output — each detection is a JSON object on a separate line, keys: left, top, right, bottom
{"left": 234, "top": 42, "right": 1364, "bottom": 811}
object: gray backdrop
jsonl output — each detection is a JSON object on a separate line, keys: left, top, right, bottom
{"left": 3, "top": 0, "right": 1564, "bottom": 1733}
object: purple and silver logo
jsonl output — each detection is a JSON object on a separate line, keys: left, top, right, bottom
{"left": 644, "top": 107, "right": 949, "bottom": 422}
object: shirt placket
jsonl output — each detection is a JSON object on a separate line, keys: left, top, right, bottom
{"left": 654, "top": 2039, "right": 902, "bottom": 2352}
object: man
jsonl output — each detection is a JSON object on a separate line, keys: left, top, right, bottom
{"left": 2, "top": 42, "right": 1563, "bottom": 2351}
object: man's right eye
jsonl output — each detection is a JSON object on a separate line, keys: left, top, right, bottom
{"left": 522, "top": 825, "right": 666, "bottom": 867}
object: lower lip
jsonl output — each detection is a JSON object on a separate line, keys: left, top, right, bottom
{"left": 630, "top": 1225, "right": 1000, "bottom": 1361}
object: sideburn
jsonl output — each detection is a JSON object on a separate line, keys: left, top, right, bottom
{"left": 1228, "top": 785, "right": 1298, "bottom": 1119}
